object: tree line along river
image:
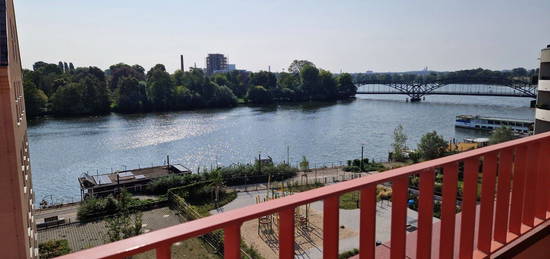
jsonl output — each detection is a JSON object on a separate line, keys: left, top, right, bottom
{"left": 28, "top": 92, "right": 535, "bottom": 204}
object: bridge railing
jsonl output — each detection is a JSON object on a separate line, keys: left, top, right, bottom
{"left": 58, "top": 132, "right": 550, "bottom": 259}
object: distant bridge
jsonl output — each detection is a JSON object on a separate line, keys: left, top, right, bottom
{"left": 354, "top": 78, "right": 537, "bottom": 101}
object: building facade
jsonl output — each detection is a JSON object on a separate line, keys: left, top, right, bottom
{"left": 0, "top": 0, "right": 37, "bottom": 258}
{"left": 206, "top": 53, "right": 227, "bottom": 75}
{"left": 535, "top": 45, "right": 550, "bottom": 133}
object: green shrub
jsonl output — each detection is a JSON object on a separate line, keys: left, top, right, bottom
{"left": 343, "top": 165, "right": 360, "bottom": 172}
{"left": 216, "top": 162, "right": 298, "bottom": 186}
{"left": 409, "top": 151, "right": 422, "bottom": 163}
{"left": 147, "top": 174, "right": 202, "bottom": 195}
{"left": 343, "top": 159, "right": 384, "bottom": 172}
{"left": 39, "top": 239, "right": 71, "bottom": 258}
{"left": 77, "top": 196, "right": 119, "bottom": 221}
{"left": 77, "top": 190, "right": 166, "bottom": 221}
{"left": 339, "top": 248, "right": 359, "bottom": 259}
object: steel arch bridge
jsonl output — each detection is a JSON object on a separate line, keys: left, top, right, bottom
{"left": 354, "top": 78, "right": 537, "bottom": 101}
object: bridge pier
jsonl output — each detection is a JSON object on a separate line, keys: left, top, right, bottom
{"left": 410, "top": 97, "right": 421, "bottom": 102}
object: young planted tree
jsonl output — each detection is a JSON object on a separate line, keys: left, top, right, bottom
{"left": 105, "top": 189, "right": 143, "bottom": 242}
{"left": 418, "top": 131, "right": 448, "bottom": 160}
{"left": 392, "top": 124, "right": 408, "bottom": 162}
{"left": 209, "top": 169, "right": 224, "bottom": 204}
{"left": 489, "top": 127, "right": 515, "bottom": 145}
{"left": 299, "top": 156, "right": 310, "bottom": 172}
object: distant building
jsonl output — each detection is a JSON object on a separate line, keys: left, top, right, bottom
{"left": 0, "top": 0, "right": 38, "bottom": 258}
{"left": 535, "top": 44, "right": 550, "bottom": 133}
{"left": 206, "top": 53, "right": 227, "bottom": 75}
{"left": 213, "top": 63, "right": 242, "bottom": 74}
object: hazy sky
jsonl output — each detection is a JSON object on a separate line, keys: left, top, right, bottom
{"left": 15, "top": 0, "right": 550, "bottom": 73}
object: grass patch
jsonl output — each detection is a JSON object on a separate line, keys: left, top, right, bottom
{"left": 241, "top": 241, "right": 265, "bottom": 259}
{"left": 194, "top": 191, "right": 237, "bottom": 216}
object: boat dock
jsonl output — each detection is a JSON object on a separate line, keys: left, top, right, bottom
{"left": 78, "top": 164, "right": 191, "bottom": 199}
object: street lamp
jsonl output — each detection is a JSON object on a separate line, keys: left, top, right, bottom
{"left": 360, "top": 144, "right": 365, "bottom": 172}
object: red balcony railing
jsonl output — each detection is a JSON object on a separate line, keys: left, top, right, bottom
{"left": 58, "top": 132, "right": 550, "bottom": 259}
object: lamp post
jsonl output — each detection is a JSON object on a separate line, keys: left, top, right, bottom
{"left": 287, "top": 145, "right": 290, "bottom": 165}
{"left": 258, "top": 152, "right": 261, "bottom": 174}
{"left": 360, "top": 144, "right": 365, "bottom": 172}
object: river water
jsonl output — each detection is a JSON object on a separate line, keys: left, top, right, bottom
{"left": 28, "top": 86, "right": 535, "bottom": 204}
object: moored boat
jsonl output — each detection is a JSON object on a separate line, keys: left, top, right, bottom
{"left": 455, "top": 115, "right": 533, "bottom": 134}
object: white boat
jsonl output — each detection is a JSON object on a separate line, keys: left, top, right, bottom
{"left": 455, "top": 115, "right": 533, "bottom": 134}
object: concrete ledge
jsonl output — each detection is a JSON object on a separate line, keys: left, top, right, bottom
{"left": 539, "top": 80, "right": 550, "bottom": 92}
{"left": 535, "top": 108, "right": 550, "bottom": 121}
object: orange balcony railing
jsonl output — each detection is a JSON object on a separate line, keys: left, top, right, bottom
{"left": 58, "top": 132, "right": 550, "bottom": 259}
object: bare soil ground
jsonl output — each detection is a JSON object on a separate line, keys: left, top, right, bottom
{"left": 240, "top": 206, "right": 356, "bottom": 259}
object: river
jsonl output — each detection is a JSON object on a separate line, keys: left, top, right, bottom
{"left": 28, "top": 87, "right": 535, "bottom": 204}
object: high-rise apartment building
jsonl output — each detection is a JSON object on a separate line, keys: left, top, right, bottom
{"left": 0, "top": 0, "right": 38, "bottom": 258}
{"left": 206, "top": 53, "right": 227, "bottom": 75}
{"left": 535, "top": 45, "right": 550, "bottom": 133}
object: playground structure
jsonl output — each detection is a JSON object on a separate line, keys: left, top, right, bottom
{"left": 255, "top": 181, "right": 314, "bottom": 255}
{"left": 256, "top": 181, "right": 312, "bottom": 233}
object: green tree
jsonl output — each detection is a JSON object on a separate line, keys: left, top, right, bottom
{"left": 278, "top": 72, "right": 300, "bottom": 90}
{"left": 146, "top": 64, "right": 174, "bottom": 111}
{"left": 300, "top": 65, "right": 320, "bottom": 99}
{"left": 209, "top": 84, "right": 238, "bottom": 107}
{"left": 108, "top": 63, "right": 146, "bottom": 90}
{"left": 337, "top": 73, "right": 357, "bottom": 98}
{"left": 250, "top": 71, "right": 277, "bottom": 90}
{"left": 511, "top": 67, "right": 527, "bottom": 77}
{"left": 489, "top": 127, "right": 515, "bottom": 145}
{"left": 32, "top": 61, "right": 63, "bottom": 96}
{"left": 105, "top": 189, "right": 143, "bottom": 242}
{"left": 247, "top": 85, "right": 273, "bottom": 104}
{"left": 318, "top": 69, "right": 337, "bottom": 100}
{"left": 418, "top": 131, "right": 448, "bottom": 160}
{"left": 288, "top": 60, "right": 315, "bottom": 74}
{"left": 209, "top": 169, "right": 224, "bottom": 203}
{"left": 114, "top": 76, "right": 147, "bottom": 113}
{"left": 185, "top": 68, "right": 208, "bottom": 94}
{"left": 212, "top": 73, "right": 229, "bottom": 87}
{"left": 23, "top": 75, "right": 48, "bottom": 117}
{"left": 226, "top": 70, "right": 249, "bottom": 98}
{"left": 76, "top": 69, "right": 110, "bottom": 114}
{"left": 172, "top": 85, "right": 194, "bottom": 110}
{"left": 392, "top": 124, "right": 408, "bottom": 162}
{"left": 51, "top": 82, "right": 85, "bottom": 115}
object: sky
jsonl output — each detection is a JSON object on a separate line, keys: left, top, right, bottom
{"left": 14, "top": 0, "right": 550, "bottom": 73}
